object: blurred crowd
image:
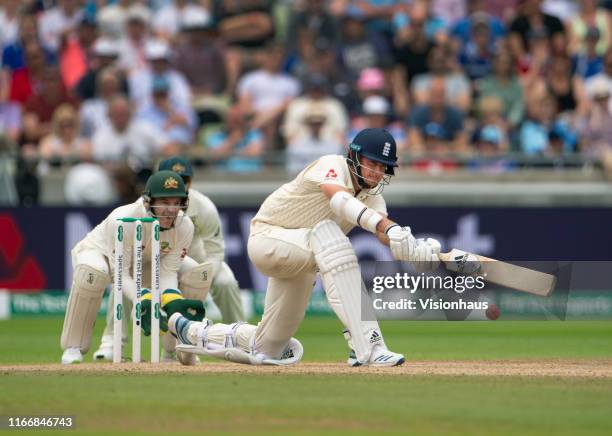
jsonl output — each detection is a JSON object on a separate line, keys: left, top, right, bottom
{"left": 2, "top": 0, "right": 612, "bottom": 206}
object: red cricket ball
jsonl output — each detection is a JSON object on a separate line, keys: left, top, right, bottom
{"left": 486, "top": 303, "right": 501, "bottom": 320}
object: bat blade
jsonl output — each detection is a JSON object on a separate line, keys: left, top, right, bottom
{"left": 438, "top": 249, "right": 556, "bottom": 296}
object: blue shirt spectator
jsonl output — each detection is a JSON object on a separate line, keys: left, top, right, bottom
{"left": 207, "top": 129, "right": 264, "bottom": 173}
{"left": 205, "top": 106, "right": 265, "bottom": 173}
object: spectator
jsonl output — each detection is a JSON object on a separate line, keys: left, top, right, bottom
{"left": 39, "top": 104, "right": 91, "bottom": 166}
{"left": 173, "top": 9, "right": 231, "bottom": 125}
{"left": 508, "top": 0, "right": 566, "bottom": 61}
{"left": 297, "top": 39, "right": 358, "bottom": 112}
{"left": 336, "top": 11, "right": 393, "bottom": 81}
{"left": 457, "top": 14, "right": 498, "bottom": 81}
{"left": 92, "top": 95, "right": 165, "bottom": 180}
{"left": 471, "top": 96, "right": 509, "bottom": 151}
{"left": 332, "top": 0, "right": 409, "bottom": 42}
{"left": 478, "top": 51, "right": 525, "bottom": 128}
{"left": 60, "top": 16, "right": 98, "bottom": 90}
{"left": 286, "top": 104, "right": 344, "bottom": 175}
{"left": 408, "top": 77, "right": 467, "bottom": 154}
{"left": 129, "top": 39, "right": 191, "bottom": 111}
{"left": 572, "top": 27, "right": 604, "bottom": 79}
{"left": 450, "top": 0, "right": 506, "bottom": 50}
{"left": 0, "top": 0, "right": 20, "bottom": 49}
{"left": 136, "top": 75, "right": 195, "bottom": 151}
{"left": 585, "top": 48, "right": 612, "bottom": 114}
{"left": 286, "top": 0, "right": 337, "bottom": 52}
{"left": 392, "top": 4, "right": 434, "bottom": 116}
{"left": 74, "top": 37, "right": 129, "bottom": 101}
{"left": 24, "top": 66, "right": 78, "bottom": 136}
{"left": 117, "top": 5, "right": 153, "bottom": 75}
{"left": 205, "top": 105, "right": 265, "bottom": 173}
{"left": 356, "top": 67, "right": 388, "bottom": 102}
{"left": 79, "top": 67, "right": 121, "bottom": 138}
{"left": 412, "top": 44, "right": 472, "bottom": 113}
{"left": 7, "top": 40, "right": 47, "bottom": 105}
{"left": 568, "top": 0, "right": 610, "bottom": 56}
{"left": 152, "top": 0, "right": 210, "bottom": 41}
{"left": 520, "top": 92, "right": 571, "bottom": 155}
{"left": 38, "top": 0, "right": 84, "bottom": 54}
{"left": 2, "top": 15, "right": 56, "bottom": 80}
{"left": 542, "top": 55, "right": 589, "bottom": 117}
{"left": 578, "top": 76, "right": 612, "bottom": 160}
{"left": 97, "top": 0, "right": 135, "bottom": 40}
{"left": 237, "top": 42, "right": 300, "bottom": 145}
{"left": 349, "top": 95, "right": 407, "bottom": 150}
{"left": 394, "top": 0, "right": 448, "bottom": 45}
{"left": 283, "top": 73, "right": 348, "bottom": 146}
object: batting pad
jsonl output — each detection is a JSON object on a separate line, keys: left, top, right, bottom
{"left": 310, "top": 220, "right": 373, "bottom": 364}
{"left": 61, "top": 264, "right": 110, "bottom": 352}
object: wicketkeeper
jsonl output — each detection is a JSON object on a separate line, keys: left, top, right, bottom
{"left": 169, "top": 128, "right": 441, "bottom": 366}
{"left": 92, "top": 157, "right": 245, "bottom": 362}
{"left": 60, "top": 171, "right": 207, "bottom": 364}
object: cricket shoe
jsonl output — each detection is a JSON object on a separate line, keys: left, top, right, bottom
{"left": 347, "top": 344, "right": 405, "bottom": 367}
{"left": 61, "top": 347, "right": 83, "bottom": 364}
{"left": 93, "top": 341, "right": 113, "bottom": 361}
{"left": 257, "top": 338, "right": 303, "bottom": 366}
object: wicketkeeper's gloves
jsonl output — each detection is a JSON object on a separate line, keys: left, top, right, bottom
{"left": 140, "top": 289, "right": 206, "bottom": 336}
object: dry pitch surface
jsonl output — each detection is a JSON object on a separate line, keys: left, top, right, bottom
{"left": 3, "top": 359, "right": 612, "bottom": 377}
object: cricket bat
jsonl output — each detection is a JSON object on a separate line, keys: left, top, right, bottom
{"left": 438, "top": 249, "right": 556, "bottom": 297}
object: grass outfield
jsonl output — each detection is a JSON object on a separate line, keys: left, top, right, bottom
{"left": 1, "top": 317, "right": 612, "bottom": 434}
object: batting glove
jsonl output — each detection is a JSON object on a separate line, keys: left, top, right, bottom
{"left": 412, "top": 238, "right": 441, "bottom": 272}
{"left": 386, "top": 225, "right": 417, "bottom": 262}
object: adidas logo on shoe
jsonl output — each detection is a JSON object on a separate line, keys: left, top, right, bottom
{"left": 282, "top": 348, "right": 294, "bottom": 359}
{"left": 369, "top": 331, "right": 382, "bottom": 344}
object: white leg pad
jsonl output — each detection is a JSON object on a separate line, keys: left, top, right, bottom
{"left": 174, "top": 318, "right": 303, "bottom": 366}
{"left": 310, "top": 220, "right": 379, "bottom": 364}
{"left": 179, "top": 261, "right": 214, "bottom": 301}
{"left": 61, "top": 264, "right": 110, "bottom": 352}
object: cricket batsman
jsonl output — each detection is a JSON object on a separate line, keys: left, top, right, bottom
{"left": 92, "top": 157, "right": 245, "bottom": 361}
{"left": 60, "top": 171, "right": 209, "bottom": 364}
{"left": 168, "top": 128, "right": 441, "bottom": 366}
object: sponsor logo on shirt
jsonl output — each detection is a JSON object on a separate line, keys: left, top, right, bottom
{"left": 325, "top": 169, "right": 338, "bottom": 179}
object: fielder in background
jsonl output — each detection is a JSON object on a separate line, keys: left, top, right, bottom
{"left": 60, "top": 171, "right": 200, "bottom": 364}
{"left": 170, "top": 128, "right": 441, "bottom": 366}
{"left": 93, "top": 156, "right": 244, "bottom": 362}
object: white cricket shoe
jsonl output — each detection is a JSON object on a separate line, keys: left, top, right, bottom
{"left": 347, "top": 344, "right": 405, "bottom": 367}
{"left": 258, "top": 338, "right": 303, "bottom": 366}
{"left": 61, "top": 347, "right": 83, "bottom": 364}
{"left": 93, "top": 342, "right": 113, "bottom": 361}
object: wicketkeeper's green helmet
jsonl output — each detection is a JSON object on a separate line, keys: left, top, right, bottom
{"left": 143, "top": 170, "right": 188, "bottom": 200}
